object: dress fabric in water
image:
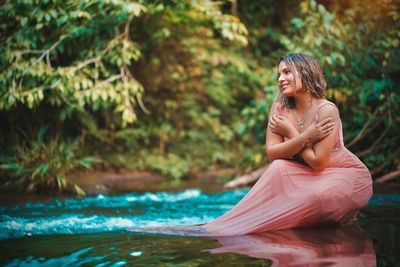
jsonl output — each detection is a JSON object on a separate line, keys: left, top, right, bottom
{"left": 129, "top": 100, "right": 373, "bottom": 237}
{"left": 207, "top": 223, "right": 376, "bottom": 267}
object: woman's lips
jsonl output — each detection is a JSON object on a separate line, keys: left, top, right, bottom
{"left": 280, "top": 84, "right": 289, "bottom": 90}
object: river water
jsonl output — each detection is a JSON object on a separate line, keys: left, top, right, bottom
{"left": 0, "top": 185, "right": 399, "bottom": 266}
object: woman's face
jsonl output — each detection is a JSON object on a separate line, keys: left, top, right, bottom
{"left": 278, "top": 61, "right": 303, "bottom": 97}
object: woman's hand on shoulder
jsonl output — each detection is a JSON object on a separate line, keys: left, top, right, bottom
{"left": 269, "top": 114, "right": 298, "bottom": 139}
{"left": 302, "top": 116, "right": 335, "bottom": 145}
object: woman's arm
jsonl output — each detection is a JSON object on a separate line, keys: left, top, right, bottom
{"left": 299, "top": 105, "right": 340, "bottom": 172}
{"left": 266, "top": 102, "right": 305, "bottom": 162}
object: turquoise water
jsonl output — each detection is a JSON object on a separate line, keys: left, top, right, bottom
{"left": 0, "top": 188, "right": 399, "bottom": 266}
{"left": 0, "top": 189, "right": 246, "bottom": 240}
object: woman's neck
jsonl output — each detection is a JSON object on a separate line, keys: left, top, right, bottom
{"left": 293, "top": 93, "right": 314, "bottom": 114}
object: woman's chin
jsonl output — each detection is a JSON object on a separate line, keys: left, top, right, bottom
{"left": 281, "top": 91, "right": 295, "bottom": 97}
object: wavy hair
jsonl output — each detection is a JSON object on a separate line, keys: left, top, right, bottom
{"left": 277, "top": 53, "right": 326, "bottom": 109}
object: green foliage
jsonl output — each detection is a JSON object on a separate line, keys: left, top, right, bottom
{"left": 0, "top": 0, "right": 252, "bottom": 190}
{"left": 280, "top": 0, "right": 400, "bottom": 175}
{"left": 138, "top": 152, "right": 190, "bottom": 183}
{"left": 1, "top": 0, "right": 399, "bottom": 193}
{"left": 0, "top": 127, "right": 98, "bottom": 194}
{"left": 0, "top": 0, "right": 248, "bottom": 125}
{"left": 1, "top": 0, "right": 145, "bottom": 123}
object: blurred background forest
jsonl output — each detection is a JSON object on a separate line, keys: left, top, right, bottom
{"left": 1, "top": 0, "right": 399, "bottom": 194}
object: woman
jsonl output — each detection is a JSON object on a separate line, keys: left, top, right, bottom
{"left": 130, "top": 53, "right": 373, "bottom": 236}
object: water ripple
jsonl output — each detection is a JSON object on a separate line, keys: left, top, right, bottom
{"left": 0, "top": 189, "right": 398, "bottom": 240}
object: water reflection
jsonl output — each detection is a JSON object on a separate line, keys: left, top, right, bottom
{"left": 207, "top": 222, "right": 376, "bottom": 266}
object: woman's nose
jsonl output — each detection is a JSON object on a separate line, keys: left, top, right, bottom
{"left": 278, "top": 75, "right": 285, "bottom": 83}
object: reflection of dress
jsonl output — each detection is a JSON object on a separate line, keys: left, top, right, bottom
{"left": 129, "top": 100, "right": 373, "bottom": 236}
{"left": 200, "top": 100, "right": 372, "bottom": 235}
{"left": 208, "top": 223, "right": 376, "bottom": 267}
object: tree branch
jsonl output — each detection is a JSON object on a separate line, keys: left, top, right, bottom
{"left": 74, "top": 33, "right": 124, "bottom": 71}
{"left": 1, "top": 0, "right": 10, "bottom": 9}
{"left": 372, "top": 146, "right": 400, "bottom": 175}
{"left": 224, "top": 165, "right": 269, "bottom": 188}
{"left": 15, "top": 78, "right": 61, "bottom": 97}
{"left": 121, "top": 14, "right": 136, "bottom": 112}
{"left": 357, "top": 97, "right": 393, "bottom": 157}
{"left": 136, "top": 94, "right": 151, "bottom": 114}
{"left": 18, "top": 50, "right": 45, "bottom": 55}
{"left": 90, "top": 74, "right": 123, "bottom": 91}
{"left": 74, "top": 56, "right": 101, "bottom": 71}
{"left": 120, "top": 13, "right": 150, "bottom": 115}
{"left": 375, "top": 168, "right": 400, "bottom": 183}
{"left": 28, "top": 39, "right": 62, "bottom": 69}
{"left": 345, "top": 108, "right": 380, "bottom": 148}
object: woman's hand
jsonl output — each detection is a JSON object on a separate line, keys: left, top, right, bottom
{"left": 269, "top": 114, "right": 298, "bottom": 138}
{"left": 302, "top": 117, "right": 335, "bottom": 145}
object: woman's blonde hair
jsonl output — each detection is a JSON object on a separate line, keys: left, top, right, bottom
{"left": 278, "top": 53, "right": 326, "bottom": 109}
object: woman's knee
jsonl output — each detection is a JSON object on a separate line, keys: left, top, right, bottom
{"left": 269, "top": 159, "right": 287, "bottom": 168}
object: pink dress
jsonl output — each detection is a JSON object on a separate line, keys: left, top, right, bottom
{"left": 207, "top": 223, "right": 376, "bottom": 266}
{"left": 129, "top": 100, "right": 373, "bottom": 237}
{"left": 200, "top": 100, "right": 373, "bottom": 235}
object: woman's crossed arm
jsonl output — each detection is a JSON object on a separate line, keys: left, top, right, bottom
{"left": 266, "top": 101, "right": 338, "bottom": 172}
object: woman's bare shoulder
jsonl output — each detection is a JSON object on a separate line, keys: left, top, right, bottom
{"left": 317, "top": 100, "right": 340, "bottom": 120}
{"left": 270, "top": 99, "right": 284, "bottom": 113}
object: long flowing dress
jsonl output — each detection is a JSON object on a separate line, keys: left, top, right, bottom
{"left": 129, "top": 100, "right": 373, "bottom": 237}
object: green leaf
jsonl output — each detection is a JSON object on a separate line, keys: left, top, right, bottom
{"left": 238, "top": 124, "right": 246, "bottom": 135}
{"left": 74, "top": 156, "right": 99, "bottom": 168}
{"left": 21, "top": 17, "right": 28, "bottom": 28}
{"left": 27, "top": 183, "right": 36, "bottom": 192}
{"left": 0, "top": 162, "right": 20, "bottom": 169}
{"left": 38, "top": 125, "right": 49, "bottom": 141}
{"left": 33, "top": 164, "right": 49, "bottom": 176}
{"left": 74, "top": 184, "right": 86, "bottom": 196}
{"left": 56, "top": 175, "right": 66, "bottom": 188}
